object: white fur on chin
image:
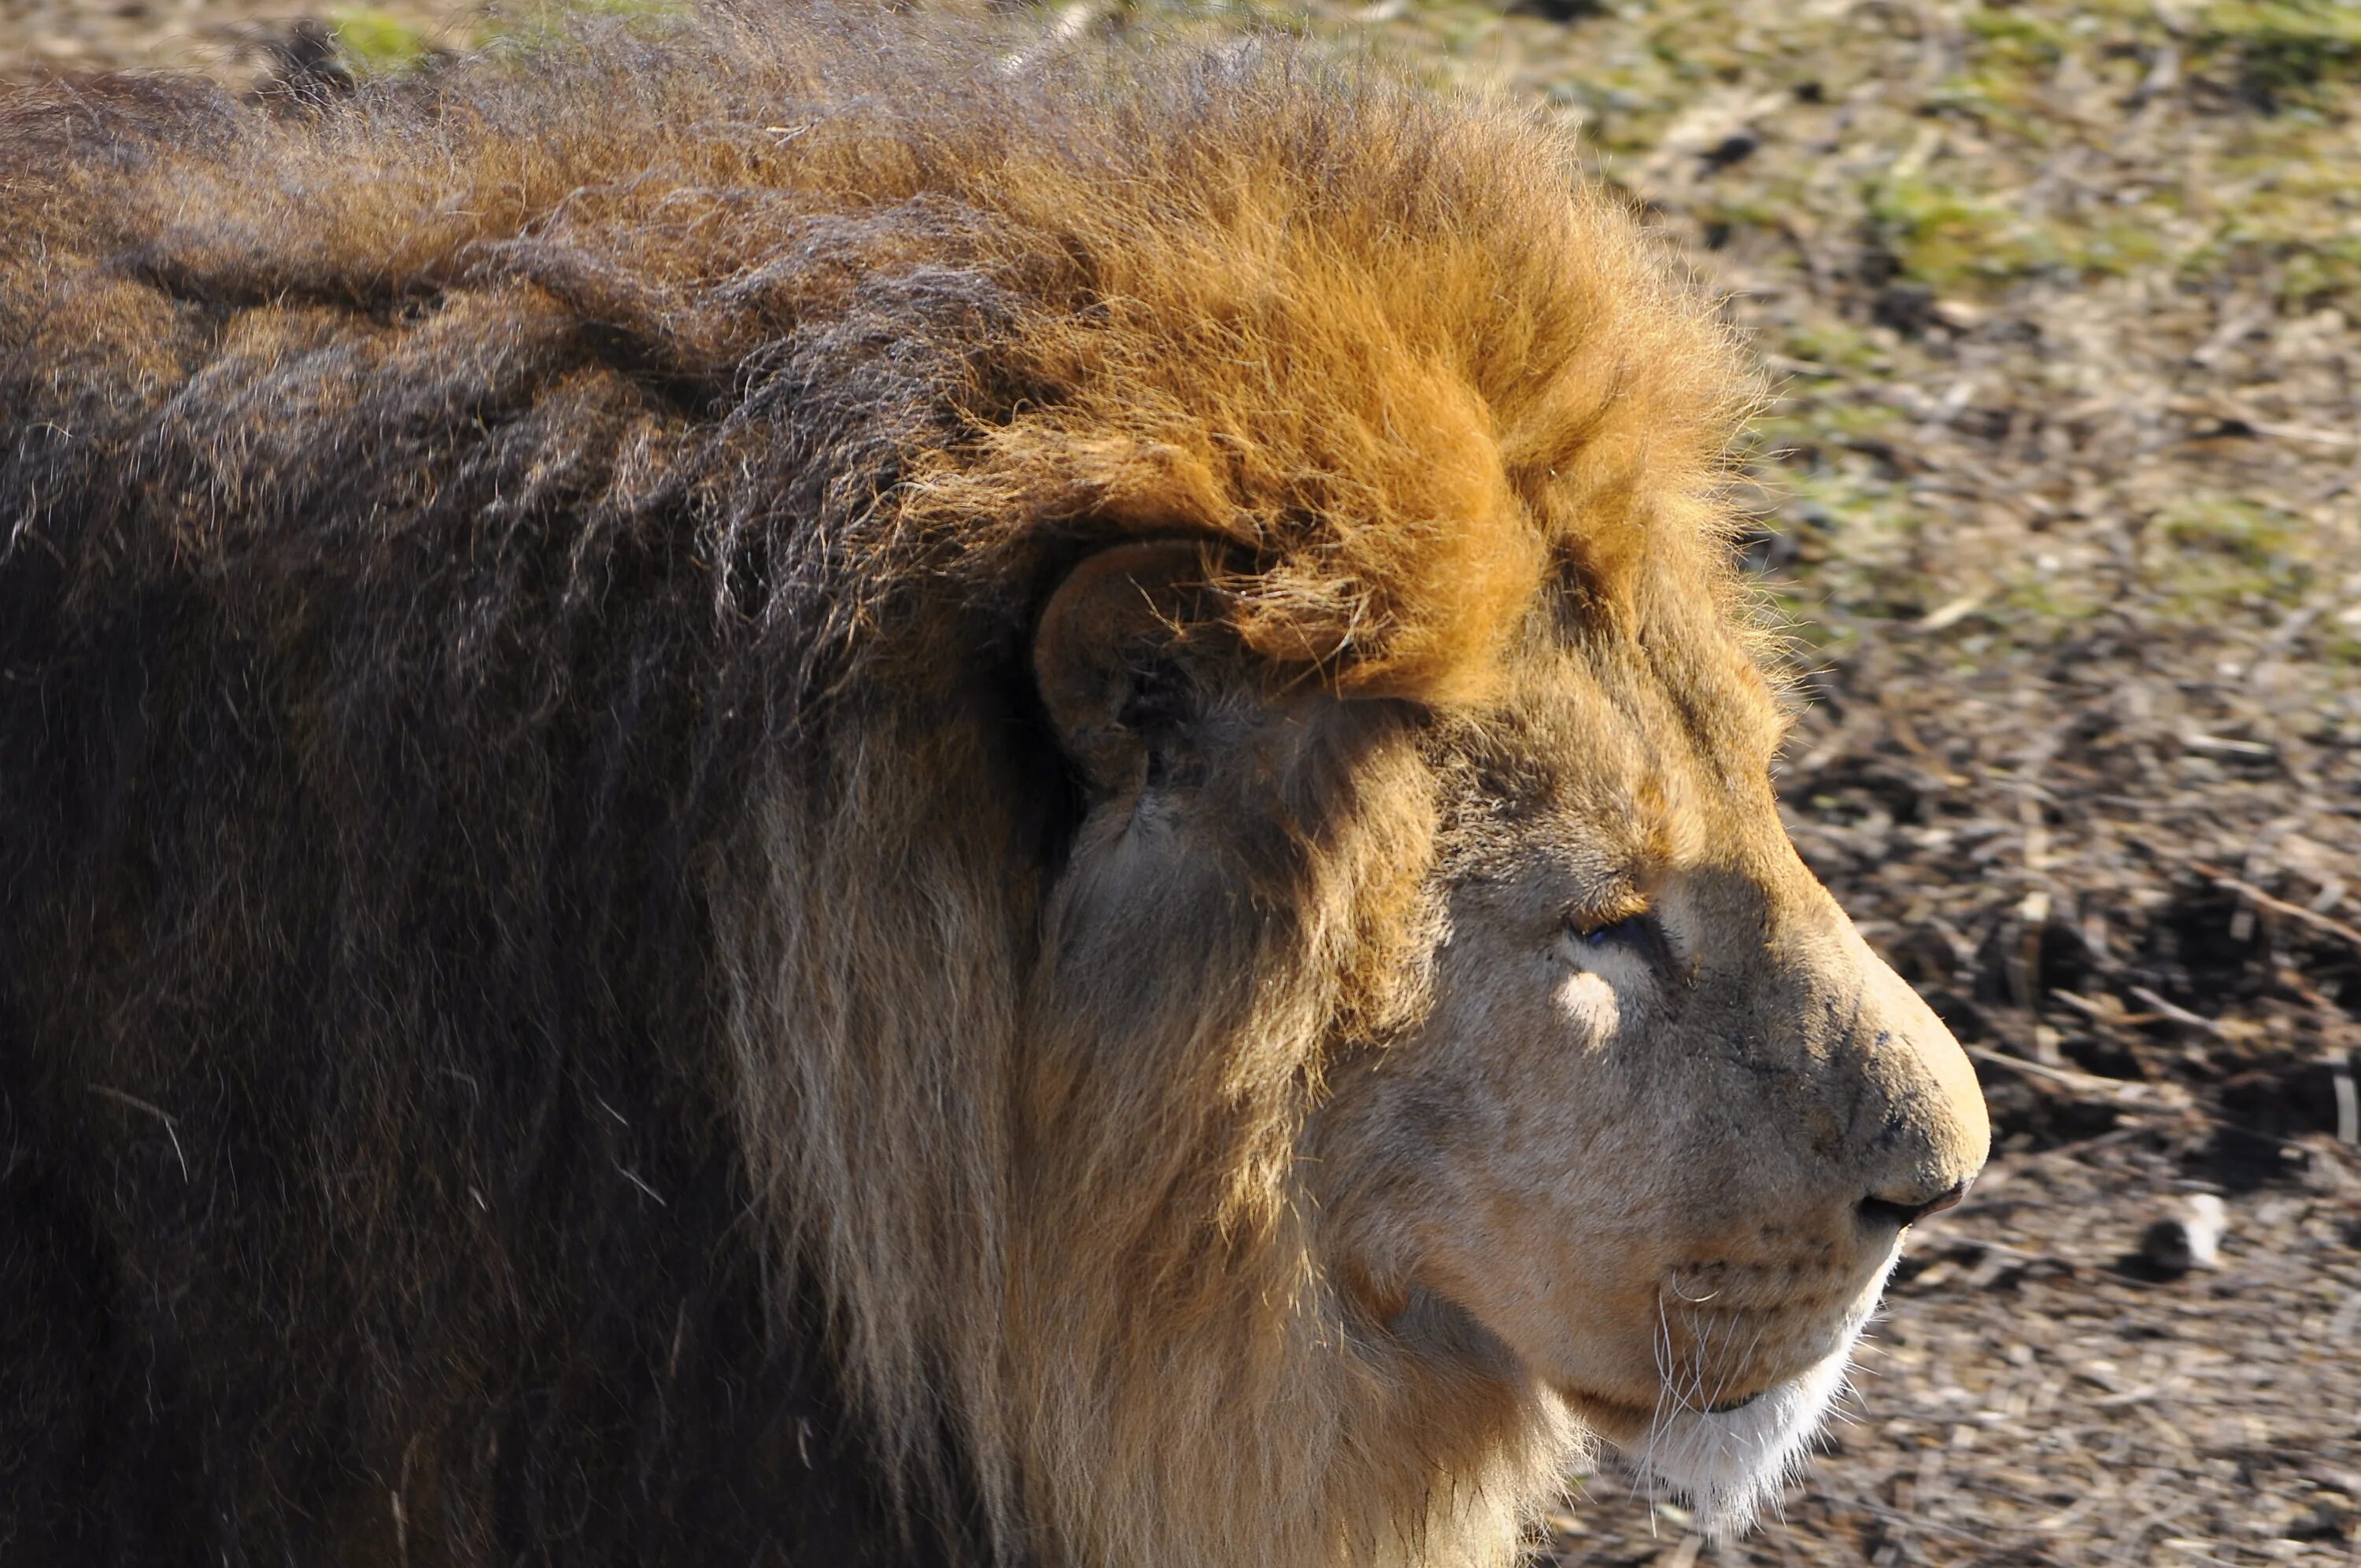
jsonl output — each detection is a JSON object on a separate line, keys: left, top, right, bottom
{"left": 1616, "top": 1253, "right": 1899, "bottom": 1540}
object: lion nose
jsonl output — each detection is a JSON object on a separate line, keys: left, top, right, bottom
{"left": 1858, "top": 1179, "right": 1969, "bottom": 1232}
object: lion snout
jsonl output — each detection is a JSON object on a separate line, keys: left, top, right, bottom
{"left": 1753, "top": 901, "right": 1990, "bottom": 1256}
{"left": 1836, "top": 947, "right": 1990, "bottom": 1237}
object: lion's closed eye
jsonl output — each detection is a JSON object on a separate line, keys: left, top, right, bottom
{"left": 1568, "top": 912, "right": 1648, "bottom": 949}
{"left": 1560, "top": 902, "right": 1667, "bottom": 970}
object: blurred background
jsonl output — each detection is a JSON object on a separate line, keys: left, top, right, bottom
{"left": 5, "top": 0, "right": 2355, "bottom": 1561}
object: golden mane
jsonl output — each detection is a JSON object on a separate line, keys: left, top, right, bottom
{"left": 6, "top": 2, "right": 1756, "bottom": 694}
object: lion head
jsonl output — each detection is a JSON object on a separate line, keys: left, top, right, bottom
{"left": 972, "top": 528, "right": 1990, "bottom": 1562}
{"left": 1, "top": 8, "right": 1984, "bottom": 1566}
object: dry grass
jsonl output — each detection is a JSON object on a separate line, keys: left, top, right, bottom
{"left": 5, "top": 0, "right": 2355, "bottom": 1561}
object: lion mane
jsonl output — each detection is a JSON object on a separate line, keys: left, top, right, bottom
{"left": 0, "top": 7, "right": 1810, "bottom": 1566}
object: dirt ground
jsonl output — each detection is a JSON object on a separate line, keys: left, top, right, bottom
{"left": 5, "top": 0, "right": 2357, "bottom": 1563}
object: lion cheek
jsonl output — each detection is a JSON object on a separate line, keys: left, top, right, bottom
{"left": 1394, "top": 1208, "right": 1674, "bottom": 1404}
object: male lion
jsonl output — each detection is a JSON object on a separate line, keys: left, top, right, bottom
{"left": 0, "top": 6, "right": 1987, "bottom": 1566}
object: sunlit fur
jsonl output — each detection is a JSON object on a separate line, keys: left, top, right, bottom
{"left": 0, "top": 7, "right": 1985, "bottom": 1566}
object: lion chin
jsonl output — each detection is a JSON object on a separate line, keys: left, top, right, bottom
{"left": 1603, "top": 1253, "right": 1902, "bottom": 1540}
{"left": 1620, "top": 1347, "right": 1856, "bottom": 1539}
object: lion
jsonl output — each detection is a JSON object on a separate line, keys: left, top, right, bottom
{"left": 0, "top": 6, "right": 1988, "bottom": 1566}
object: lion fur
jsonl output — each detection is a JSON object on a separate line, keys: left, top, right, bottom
{"left": 0, "top": 7, "right": 1761, "bottom": 1564}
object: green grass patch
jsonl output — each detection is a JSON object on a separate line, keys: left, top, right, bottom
{"left": 471, "top": 0, "right": 693, "bottom": 54}
{"left": 1964, "top": 6, "right": 2068, "bottom": 70}
{"left": 1775, "top": 321, "right": 1889, "bottom": 374}
{"left": 2197, "top": 0, "right": 2361, "bottom": 101}
{"left": 1868, "top": 172, "right": 2057, "bottom": 290}
{"left": 1997, "top": 571, "right": 2109, "bottom": 631}
{"left": 2152, "top": 495, "right": 2318, "bottom": 614}
{"left": 326, "top": 6, "right": 433, "bottom": 77}
{"left": 2064, "top": 214, "right": 2174, "bottom": 278}
{"left": 2185, "top": 152, "right": 2361, "bottom": 308}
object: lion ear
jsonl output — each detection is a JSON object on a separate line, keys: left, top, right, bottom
{"left": 1032, "top": 538, "right": 1229, "bottom": 795}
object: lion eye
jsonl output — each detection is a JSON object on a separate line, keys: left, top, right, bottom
{"left": 1571, "top": 915, "right": 1644, "bottom": 948}
{"left": 1564, "top": 907, "right": 1661, "bottom": 964}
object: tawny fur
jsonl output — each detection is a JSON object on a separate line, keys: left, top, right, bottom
{"left": 0, "top": 8, "right": 1982, "bottom": 1568}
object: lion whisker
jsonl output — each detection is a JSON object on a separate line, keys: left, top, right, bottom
{"left": 1665, "top": 1269, "right": 1720, "bottom": 1304}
